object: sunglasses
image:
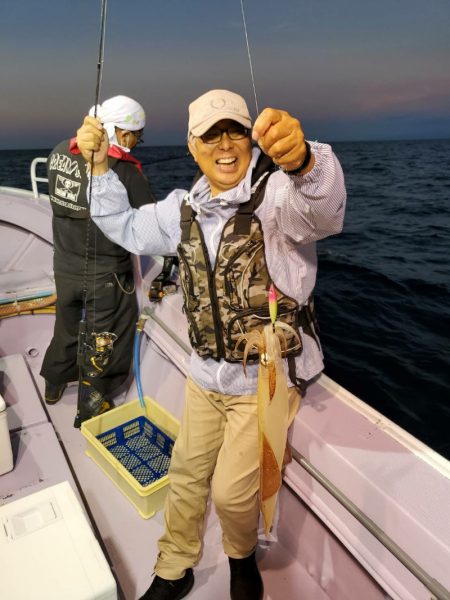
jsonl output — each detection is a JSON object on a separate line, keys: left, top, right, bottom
{"left": 117, "top": 128, "right": 144, "bottom": 144}
{"left": 199, "top": 124, "right": 250, "bottom": 145}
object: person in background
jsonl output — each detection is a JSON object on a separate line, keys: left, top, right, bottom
{"left": 76, "top": 89, "right": 346, "bottom": 599}
{"left": 41, "top": 95, "right": 156, "bottom": 426}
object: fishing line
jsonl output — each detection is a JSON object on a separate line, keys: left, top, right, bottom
{"left": 240, "top": 0, "right": 259, "bottom": 116}
{"left": 75, "top": 0, "right": 109, "bottom": 428}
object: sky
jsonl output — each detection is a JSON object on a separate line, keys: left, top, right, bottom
{"left": 1, "top": 0, "right": 449, "bottom": 149}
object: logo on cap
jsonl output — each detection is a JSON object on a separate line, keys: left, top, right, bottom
{"left": 211, "top": 98, "right": 226, "bottom": 109}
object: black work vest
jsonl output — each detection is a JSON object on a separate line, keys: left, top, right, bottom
{"left": 47, "top": 139, "right": 153, "bottom": 277}
{"left": 47, "top": 140, "right": 121, "bottom": 219}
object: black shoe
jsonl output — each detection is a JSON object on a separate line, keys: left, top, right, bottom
{"left": 229, "top": 552, "right": 263, "bottom": 600}
{"left": 139, "top": 569, "right": 194, "bottom": 600}
{"left": 44, "top": 381, "right": 67, "bottom": 405}
{"left": 73, "top": 383, "right": 113, "bottom": 428}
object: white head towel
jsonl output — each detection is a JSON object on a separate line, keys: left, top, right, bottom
{"left": 89, "top": 95, "right": 146, "bottom": 150}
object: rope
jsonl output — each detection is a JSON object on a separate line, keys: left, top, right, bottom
{"left": 0, "top": 295, "right": 57, "bottom": 318}
{"left": 240, "top": 0, "right": 259, "bottom": 116}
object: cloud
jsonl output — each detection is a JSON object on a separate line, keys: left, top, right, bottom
{"left": 355, "top": 79, "right": 450, "bottom": 116}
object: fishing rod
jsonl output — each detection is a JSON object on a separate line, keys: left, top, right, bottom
{"left": 74, "top": 0, "right": 110, "bottom": 428}
{"left": 93, "top": 0, "right": 108, "bottom": 120}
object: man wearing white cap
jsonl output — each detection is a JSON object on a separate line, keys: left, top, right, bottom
{"left": 41, "top": 95, "right": 156, "bottom": 426}
{"left": 76, "top": 89, "right": 346, "bottom": 599}
{"left": 89, "top": 94, "right": 146, "bottom": 155}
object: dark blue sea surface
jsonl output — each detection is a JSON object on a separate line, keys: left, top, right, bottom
{"left": 1, "top": 140, "right": 449, "bottom": 459}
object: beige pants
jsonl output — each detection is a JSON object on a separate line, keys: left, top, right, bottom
{"left": 154, "top": 377, "right": 301, "bottom": 580}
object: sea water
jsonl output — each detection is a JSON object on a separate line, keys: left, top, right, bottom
{"left": 1, "top": 139, "right": 449, "bottom": 458}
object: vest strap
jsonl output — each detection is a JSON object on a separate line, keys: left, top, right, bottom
{"left": 287, "top": 296, "right": 321, "bottom": 393}
{"left": 180, "top": 198, "right": 195, "bottom": 242}
{"left": 298, "top": 296, "right": 321, "bottom": 348}
{"left": 287, "top": 355, "right": 307, "bottom": 395}
{"left": 234, "top": 169, "right": 272, "bottom": 235}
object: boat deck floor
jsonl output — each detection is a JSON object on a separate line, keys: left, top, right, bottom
{"left": 1, "top": 353, "right": 329, "bottom": 600}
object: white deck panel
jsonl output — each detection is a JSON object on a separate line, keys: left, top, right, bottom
{"left": 0, "top": 353, "right": 48, "bottom": 430}
{"left": 0, "top": 422, "right": 78, "bottom": 505}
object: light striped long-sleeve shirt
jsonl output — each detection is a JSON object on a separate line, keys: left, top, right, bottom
{"left": 90, "top": 143, "right": 346, "bottom": 395}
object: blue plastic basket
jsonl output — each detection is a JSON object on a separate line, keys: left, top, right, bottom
{"left": 96, "top": 416, "right": 174, "bottom": 487}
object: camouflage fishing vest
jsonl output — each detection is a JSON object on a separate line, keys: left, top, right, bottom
{"left": 178, "top": 155, "right": 307, "bottom": 363}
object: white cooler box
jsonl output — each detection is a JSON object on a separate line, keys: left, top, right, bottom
{"left": 0, "top": 481, "right": 117, "bottom": 600}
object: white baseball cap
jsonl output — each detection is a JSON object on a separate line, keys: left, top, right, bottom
{"left": 188, "top": 89, "right": 252, "bottom": 137}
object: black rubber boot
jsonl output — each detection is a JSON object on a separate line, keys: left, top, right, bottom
{"left": 73, "top": 382, "right": 113, "bottom": 428}
{"left": 229, "top": 552, "right": 264, "bottom": 600}
{"left": 44, "top": 381, "right": 67, "bottom": 405}
{"left": 139, "top": 569, "right": 194, "bottom": 600}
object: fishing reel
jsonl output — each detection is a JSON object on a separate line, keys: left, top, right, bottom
{"left": 86, "top": 331, "right": 117, "bottom": 376}
{"left": 77, "top": 321, "right": 117, "bottom": 377}
{"left": 149, "top": 256, "right": 178, "bottom": 302}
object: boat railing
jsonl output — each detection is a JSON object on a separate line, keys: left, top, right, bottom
{"left": 30, "top": 157, "right": 48, "bottom": 199}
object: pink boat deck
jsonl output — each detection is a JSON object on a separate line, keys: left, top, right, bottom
{"left": 0, "top": 348, "right": 386, "bottom": 600}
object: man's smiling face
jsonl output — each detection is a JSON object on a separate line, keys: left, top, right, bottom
{"left": 188, "top": 119, "right": 252, "bottom": 198}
